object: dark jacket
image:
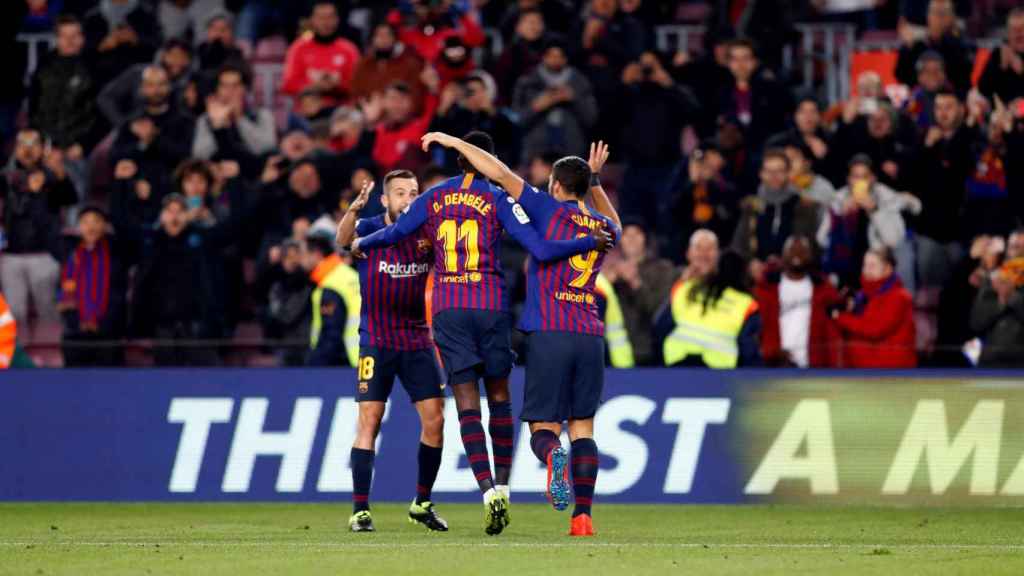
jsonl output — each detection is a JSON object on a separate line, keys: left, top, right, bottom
{"left": 83, "top": 3, "right": 161, "bottom": 87}
{"left": 29, "top": 52, "right": 98, "bottom": 150}
{"left": 970, "top": 280, "right": 1024, "bottom": 368}
{"left": 97, "top": 63, "right": 191, "bottom": 128}
{"left": 895, "top": 35, "right": 974, "bottom": 96}
{"left": 978, "top": 46, "right": 1024, "bottom": 104}
{"left": 731, "top": 189, "right": 801, "bottom": 261}
{"left": 512, "top": 67, "right": 598, "bottom": 158}
{"left": 1, "top": 163, "right": 77, "bottom": 258}
{"left": 715, "top": 70, "right": 792, "bottom": 150}
{"left": 910, "top": 125, "right": 977, "bottom": 244}
{"left": 429, "top": 105, "right": 521, "bottom": 171}
{"left": 111, "top": 106, "right": 195, "bottom": 198}
{"left": 617, "top": 81, "right": 699, "bottom": 166}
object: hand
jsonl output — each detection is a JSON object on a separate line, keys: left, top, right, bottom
{"left": 130, "top": 118, "right": 157, "bottom": 145}
{"left": 115, "top": 159, "right": 138, "bottom": 180}
{"left": 421, "top": 131, "right": 459, "bottom": 152}
{"left": 261, "top": 155, "right": 284, "bottom": 184}
{"left": 44, "top": 148, "right": 66, "bottom": 180}
{"left": 115, "top": 25, "right": 139, "bottom": 46}
{"left": 420, "top": 66, "right": 440, "bottom": 94}
{"left": 992, "top": 271, "right": 1016, "bottom": 304}
{"left": 881, "top": 160, "right": 900, "bottom": 180}
{"left": 27, "top": 171, "right": 46, "bottom": 193}
{"left": 970, "top": 235, "right": 992, "bottom": 260}
{"left": 1002, "top": 45, "right": 1024, "bottom": 75}
{"left": 349, "top": 179, "right": 374, "bottom": 213}
{"left": 583, "top": 18, "right": 604, "bottom": 48}
{"left": 206, "top": 97, "right": 233, "bottom": 128}
{"left": 588, "top": 141, "right": 610, "bottom": 175}
{"left": 98, "top": 33, "right": 119, "bottom": 52}
{"left": 924, "top": 126, "right": 943, "bottom": 147}
{"left": 842, "top": 97, "right": 860, "bottom": 124}
{"left": 217, "top": 160, "right": 240, "bottom": 180}
{"left": 592, "top": 227, "right": 615, "bottom": 253}
{"left": 672, "top": 51, "right": 690, "bottom": 67}
{"left": 268, "top": 246, "right": 282, "bottom": 264}
{"left": 855, "top": 191, "right": 876, "bottom": 212}
{"left": 350, "top": 238, "right": 367, "bottom": 259}
{"left": 359, "top": 94, "right": 383, "bottom": 124}
{"left": 135, "top": 179, "right": 151, "bottom": 200}
{"left": 688, "top": 152, "right": 704, "bottom": 184}
{"left": 805, "top": 135, "right": 827, "bottom": 159}
{"left": 621, "top": 63, "right": 643, "bottom": 85}
{"left": 66, "top": 144, "right": 84, "bottom": 161}
{"left": 439, "top": 82, "right": 462, "bottom": 114}
{"left": 553, "top": 85, "right": 574, "bottom": 102}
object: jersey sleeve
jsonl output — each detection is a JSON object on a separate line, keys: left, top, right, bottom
{"left": 497, "top": 194, "right": 597, "bottom": 262}
{"left": 516, "top": 184, "right": 558, "bottom": 221}
{"left": 358, "top": 190, "right": 431, "bottom": 250}
{"left": 355, "top": 217, "right": 384, "bottom": 238}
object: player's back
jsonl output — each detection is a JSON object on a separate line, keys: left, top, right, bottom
{"left": 518, "top": 190, "right": 617, "bottom": 335}
{"left": 422, "top": 173, "right": 510, "bottom": 315}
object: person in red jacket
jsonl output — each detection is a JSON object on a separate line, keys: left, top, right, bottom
{"left": 367, "top": 76, "right": 440, "bottom": 173}
{"left": 834, "top": 248, "right": 917, "bottom": 368}
{"left": 281, "top": 2, "right": 361, "bottom": 108}
{"left": 387, "top": 2, "right": 485, "bottom": 63}
{"left": 755, "top": 236, "right": 843, "bottom": 367}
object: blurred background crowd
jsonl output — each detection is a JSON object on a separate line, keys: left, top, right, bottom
{"left": 1, "top": 0, "right": 1023, "bottom": 369}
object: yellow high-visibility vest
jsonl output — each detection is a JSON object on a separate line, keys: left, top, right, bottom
{"left": 595, "top": 273, "right": 634, "bottom": 368}
{"left": 310, "top": 255, "right": 361, "bottom": 366}
{"left": 663, "top": 279, "right": 756, "bottom": 368}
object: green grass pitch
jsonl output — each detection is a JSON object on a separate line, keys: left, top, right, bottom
{"left": 1, "top": 503, "right": 1023, "bottom": 575}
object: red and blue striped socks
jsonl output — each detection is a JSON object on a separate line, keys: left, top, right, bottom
{"left": 350, "top": 447, "right": 375, "bottom": 513}
{"left": 416, "top": 443, "right": 443, "bottom": 505}
{"left": 570, "top": 438, "right": 598, "bottom": 518}
{"left": 530, "top": 429, "right": 561, "bottom": 464}
{"left": 458, "top": 409, "right": 494, "bottom": 492}
{"left": 487, "top": 401, "right": 514, "bottom": 486}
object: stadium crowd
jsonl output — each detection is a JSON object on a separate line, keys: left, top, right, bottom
{"left": 1, "top": 0, "right": 1024, "bottom": 369}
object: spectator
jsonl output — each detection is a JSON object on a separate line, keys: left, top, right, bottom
{"left": 513, "top": 39, "right": 598, "bottom": 159}
{"left": 603, "top": 221, "right": 677, "bottom": 366}
{"left": 58, "top": 206, "right": 128, "bottom": 367}
{"left": 673, "top": 143, "right": 739, "bottom": 259}
{"left": 834, "top": 248, "right": 917, "bottom": 368}
{"left": 111, "top": 65, "right": 195, "bottom": 197}
{"left": 256, "top": 158, "right": 334, "bottom": 255}
{"left": 969, "top": 230, "right": 1024, "bottom": 367}
{"left": 755, "top": 236, "right": 842, "bottom": 367}
{"left": 83, "top": 0, "right": 162, "bottom": 87}
{"left": 281, "top": 1, "right": 361, "bottom": 109}
{"left": 732, "top": 149, "right": 800, "bottom": 266}
{"left": 29, "top": 15, "right": 98, "bottom": 156}
{"left": 656, "top": 239, "right": 761, "bottom": 368}
{"left": 386, "top": 1, "right": 485, "bottom": 63}
{"left": 157, "top": 0, "right": 224, "bottom": 44}
{"left": 493, "top": 8, "right": 548, "bottom": 103}
{"left": 98, "top": 37, "right": 193, "bottom": 128}
{"left": 716, "top": 38, "right": 791, "bottom": 152}
{"left": 978, "top": 8, "right": 1024, "bottom": 104}
{"left": 902, "top": 50, "right": 949, "bottom": 129}
{"left": 434, "top": 36, "right": 476, "bottom": 90}
{"left": 305, "top": 231, "right": 359, "bottom": 367}
{"left": 194, "top": 11, "right": 252, "bottom": 97}
{"left": 571, "top": 0, "right": 645, "bottom": 143}
{"left": 526, "top": 150, "right": 559, "bottom": 191}
{"left": 911, "top": 90, "right": 975, "bottom": 272}
{"left": 818, "top": 155, "right": 920, "bottom": 289}
{"left": 350, "top": 21, "right": 427, "bottom": 111}
{"left": 616, "top": 51, "right": 700, "bottom": 239}
{"left": 0, "top": 129, "right": 78, "bottom": 326}
{"left": 767, "top": 96, "right": 831, "bottom": 172}
{"left": 962, "top": 101, "right": 1023, "bottom": 240}
{"left": 672, "top": 29, "right": 735, "bottom": 139}
{"left": 192, "top": 63, "right": 277, "bottom": 163}
{"left": 831, "top": 101, "right": 914, "bottom": 195}
{"left": 365, "top": 77, "right": 440, "bottom": 174}
{"left": 782, "top": 141, "right": 836, "bottom": 245}
{"left": 258, "top": 239, "right": 312, "bottom": 367}
{"left": 430, "top": 71, "right": 520, "bottom": 172}
{"left": 126, "top": 189, "right": 242, "bottom": 366}
{"left": 894, "top": 0, "right": 973, "bottom": 96}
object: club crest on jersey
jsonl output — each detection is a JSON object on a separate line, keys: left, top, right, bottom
{"left": 358, "top": 381, "right": 369, "bottom": 394}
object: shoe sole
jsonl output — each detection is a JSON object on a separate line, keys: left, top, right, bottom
{"left": 549, "top": 447, "right": 571, "bottom": 512}
{"left": 408, "top": 514, "right": 449, "bottom": 532}
{"left": 484, "top": 497, "right": 509, "bottom": 536}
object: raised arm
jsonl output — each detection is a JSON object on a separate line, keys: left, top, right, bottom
{"left": 352, "top": 189, "right": 430, "bottom": 254}
{"left": 587, "top": 140, "right": 622, "bottom": 230}
{"left": 336, "top": 180, "right": 374, "bottom": 248}
{"left": 421, "top": 132, "right": 526, "bottom": 199}
{"left": 499, "top": 197, "right": 611, "bottom": 261}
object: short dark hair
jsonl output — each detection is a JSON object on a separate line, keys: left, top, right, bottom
{"left": 762, "top": 148, "right": 790, "bottom": 170}
{"left": 174, "top": 159, "right": 215, "bottom": 190}
{"left": 307, "top": 234, "right": 335, "bottom": 257}
{"left": 551, "top": 156, "right": 591, "bottom": 198}
{"left": 383, "top": 169, "right": 417, "bottom": 192}
{"left": 728, "top": 37, "right": 757, "bottom": 56}
{"left": 419, "top": 163, "right": 450, "bottom": 183}
{"left": 532, "top": 150, "right": 563, "bottom": 166}
{"left": 163, "top": 37, "right": 192, "bottom": 57}
{"left": 162, "top": 193, "right": 188, "bottom": 211}
{"left": 55, "top": 15, "right": 81, "bottom": 30}
{"left": 934, "top": 88, "right": 959, "bottom": 102}
{"left": 848, "top": 153, "right": 874, "bottom": 172}
{"left": 218, "top": 62, "right": 252, "bottom": 88}
{"left": 457, "top": 131, "right": 495, "bottom": 174}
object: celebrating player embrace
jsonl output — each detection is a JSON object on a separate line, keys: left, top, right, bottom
{"left": 352, "top": 132, "right": 612, "bottom": 535}
{"left": 419, "top": 134, "right": 621, "bottom": 537}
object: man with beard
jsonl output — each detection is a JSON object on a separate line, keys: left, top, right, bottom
{"left": 351, "top": 21, "right": 426, "bottom": 109}
{"left": 281, "top": 1, "right": 361, "bottom": 109}
{"left": 754, "top": 235, "right": 842, "bottom": 367}
{"left": 335, "top": 173, "right": 447, "bottom": 534}
{"left": 98, "top": 37, "right": 192, "bottom": 128}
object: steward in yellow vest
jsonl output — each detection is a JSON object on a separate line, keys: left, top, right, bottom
{"left": 655, "top": 251, "right": 761, "bottom": 368}
{"left": 594, "top": 273, "right": 635, "bottom": 368}
{"left": 307, "top": 235, "right": 361, "bottom": 366}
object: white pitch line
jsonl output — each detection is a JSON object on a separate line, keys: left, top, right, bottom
{"left": 1, "top": 542, "right": 1023, "bottom": 551}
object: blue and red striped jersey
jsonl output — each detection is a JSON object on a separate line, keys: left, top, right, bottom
{"left": 357, "top": 174, "right": 599, "bottom": 316}
{"left": 516, "top": 184, "right": 620, "bottom": 335}
{"left": 355, "top": 215, "right": 433, "bottom": 350}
